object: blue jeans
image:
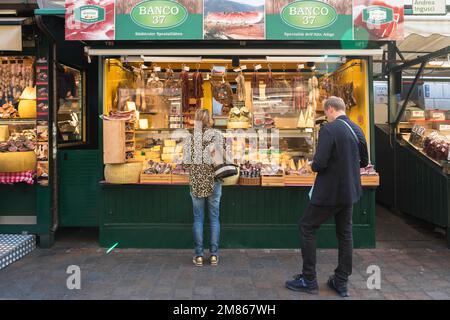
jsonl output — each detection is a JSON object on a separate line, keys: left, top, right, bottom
{"left": 191, "top": 181, "right": 222, "bottom": 257}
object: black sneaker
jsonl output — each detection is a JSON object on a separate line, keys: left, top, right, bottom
{"left": 327, "top": 275, "right": 349, "bottom": 297}
{"left": 285, "top": 274, "right": 319, "bottom": 294}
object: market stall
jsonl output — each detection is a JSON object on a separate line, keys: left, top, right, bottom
{"left": 375, "top": 2, "right": 450, "bottom": 247}
{"left": 0, "top": 5, "right": 53, "bottom": 247}
{"left": 58, "top": 0, "right": 401, "bottom": 248}
{"left": 95, "top": 55, "right": 380, "bottom": 248}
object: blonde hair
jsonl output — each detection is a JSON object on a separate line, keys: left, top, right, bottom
{"left": 194, "top": 108, "right": 211, "bottom": 128}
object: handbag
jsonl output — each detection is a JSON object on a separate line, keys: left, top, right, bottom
{"left": 214, "top": 163, "right": 238, "bottom": 179}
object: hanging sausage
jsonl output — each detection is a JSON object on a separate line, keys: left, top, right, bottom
{"left": 251, "top": 70, "right": 259, "bottom": 98}
{"left": 192, "top": 70, "right": 204, "bottom": 108}
{"left": 235, "top": 71, "right": 246, "bottom": 102}
{"left": 180, "top": 69, "right": 190, "bottom": 112}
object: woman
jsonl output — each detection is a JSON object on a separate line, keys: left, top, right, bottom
{"left": 188, "top": 108, "right": 222, "bottom": 267}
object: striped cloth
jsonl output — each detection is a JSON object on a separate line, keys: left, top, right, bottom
{"left": 0, "top": 171, "right": 35, "bottom": 185}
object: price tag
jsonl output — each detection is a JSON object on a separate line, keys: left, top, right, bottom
{"left": 432, "top": 112, "right": 445, "bottom": 120}
{"left": 412, "top": 111, "right": 424, "bottom": 117}
{"left": 240, "top": 65, "right": 247, "bottom": 70}
{"left": 153, "top": 66, "right": 161, "bottom": 72}
{"left": 305, "top": 128, "right": 313, "bottom": 133}
{"left": 255, "top": 64, "right": 262, "bottom": 70}
{"left": 233, "top": 68, "right": 241, "bottom": 72}
{"left": 298, "top": 64, "right": 305, "bottom": 69}
{"left": 439, "top": 124, "right": 450, "bottom": 131}
{"left": 183, "top": 66, "right": 190, "bottom": 71}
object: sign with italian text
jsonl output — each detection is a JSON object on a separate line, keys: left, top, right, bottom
{"left": 413, "top": 0, "right": 447, "bottom": 15}
{"left": 65, "top": 0, "right": 404, "bottom": 41}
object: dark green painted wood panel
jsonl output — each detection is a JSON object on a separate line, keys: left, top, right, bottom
{"left": 375, "top": 125, "right": 395, "bottom": 208}
{"left": 100, "top": 186, "right": 376, "bottom": 249}
{"left": 0, "top": 184, "right": 36, "bottom": 216}
{"left": 58, "top": 150, "right": 103, "bottom": 226}
{"left": 396, "top": 142, "right": 449, "bottom": 228}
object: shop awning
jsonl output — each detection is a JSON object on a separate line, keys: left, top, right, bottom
{"left": 85, "top": 48, "right": 384, "bottom": 58}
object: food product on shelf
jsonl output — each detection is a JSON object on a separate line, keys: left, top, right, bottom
{"left": 164, "top": 139, "right": 176, "bottom": 147}
{"left": 239, "top": 162, "right": 262, "bottom": 178}
{"left": 292, "top": 74, "right": 308, "bottom": 112}
{"left": 261, "top": 163, "right": 283, "bottom": 176}
{"left": 172, "top": 164, "right": 189, "bottom": 175}
{"left": 423, "top": 132, "right": 449, "bottom": 162}
{"left": 0, "top": 131, "right": 36, "bottom": 152}
{"left": 228, "top": 106, "right": 250, "bottom": 125}
{"left": 360, "top": 163, "right": 377, "bottom": 176}
{"left": 100, "top": 110, "right": 135, "bottom": 121}
{"left": 0, "top": 102, "right": 18, "bottom": 118}
{"left": 251, "top": 70, "right": 260, "bottom": 97}
{"left": 192, "top": 70, "right": 204, "bottom": 107}
{"left": 284, "top": 157, "right": 313, "bottom": 176}
{"left": 143, "top": 160, "right": 172, "bottom": 175}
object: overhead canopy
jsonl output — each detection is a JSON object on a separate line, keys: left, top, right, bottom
{"left": 400, "top": 0, "right": 450, "bottom": 58}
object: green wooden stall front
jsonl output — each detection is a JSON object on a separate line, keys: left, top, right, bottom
{"left": 99, "top": 185, "right": 376, "bottom": 249}
{"left": 93, "top": 54, "right": 378, "bottom": 249}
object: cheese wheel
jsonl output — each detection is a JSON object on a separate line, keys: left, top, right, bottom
{"left": 0, "top": 151, "right": 36, "bottom": 173}
{"left": 164, "top": 140, "right": 176, "bottom": 147}
{"left": 104, "top": 162, "right": 143, "bottom": 184}
{"left": 163, "top": 146, "right": 175, "bottom": 154}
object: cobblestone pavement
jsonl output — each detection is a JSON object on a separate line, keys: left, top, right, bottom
{"left": 0, "top": 205, "right": 449, "bottom": 300}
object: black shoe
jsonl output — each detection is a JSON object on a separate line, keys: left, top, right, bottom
{"left": 285, "top": 274, "right": 319, "bottom": 295}
{"left": 327, "top": 275, "right": 349, "bottom": 297}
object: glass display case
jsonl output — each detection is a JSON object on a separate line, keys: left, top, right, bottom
{"left": 57, "top": 64, "right": 85, "bottom": 145}
{"left": 102, "top": 57, "right": 372, "bottom": 185}
{"left": 0, "top": 56, "right": 37, "bottom": 183}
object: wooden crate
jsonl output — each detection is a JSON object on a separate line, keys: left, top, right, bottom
{"left": 140, "top": 173, "right": 171, "bottom": 184}
{"left": 239, "top": 177, "right": 261, "bottom": 186}
{"left": 171, "top": 174, "right": 189, "bottom": 185}
{"left": 103, "top": 120, "right": 125, "bottom": 164}
{"left": 361, "top": 174, "right": 380, "bottom": 187}
{"left": 284, "top": 174, "right": 316, "bottom": 186}
{"left": 261, "top": 175, "right": 285, "bottom": 187}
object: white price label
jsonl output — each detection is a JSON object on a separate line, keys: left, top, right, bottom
{"left": 240, "top": 65, "right": 247, "bottom": 70}
{"left": 305, "top": 128, "right": 313, "bottom": 133}
{"left": 255, "top": 64, "right": 262, "bottom": 70}
{"left": 183, "top": 66, "right": 190, "bottom": 71}
{"left": 153, "top": 66, "right": 161, "bottom": 72}
{"left": 432, "top": 112, "right": 445, "bottom": 119}
{"left": 439, "top": 124, "right": 450, "bottom": 131}
{"left": 298, "top": 64, "right": 305, "bottom": 69}
{"left": 233, "top": 68, "right": 241, "bottom": 72}
{"left": 412, "top": 111, "right": 424, "bottom": 117}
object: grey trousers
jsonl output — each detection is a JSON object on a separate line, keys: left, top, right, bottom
{"left": 299, "top": 203, "right": 353, "bottom": 282}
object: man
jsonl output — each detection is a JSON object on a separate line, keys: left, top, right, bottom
{"left": 285, "top": 96, "right": 369, "bottom": 297}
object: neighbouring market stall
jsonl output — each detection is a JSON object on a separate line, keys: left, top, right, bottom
{"left": 375, "top": 1, "right": 450, "bottom": 247}
{"left": 0, "top": 2, "right": 54, "bottom": 247}
{"left": 44, "top": 0, "right": 404, "bottom": 249}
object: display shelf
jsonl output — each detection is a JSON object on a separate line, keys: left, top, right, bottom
{"left": 0, "top": 118, "right": 36, "bottom": 124}
{"left": 402, "top": 137, "right": 444, "bottom": 168}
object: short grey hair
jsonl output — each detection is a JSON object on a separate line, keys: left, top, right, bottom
{"left": 324, "top": 96, "right": 346, "bottom": 112}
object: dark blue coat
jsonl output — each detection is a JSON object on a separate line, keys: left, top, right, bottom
{"left": 311, "top": 115, "right": 369, "bottom": 206}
